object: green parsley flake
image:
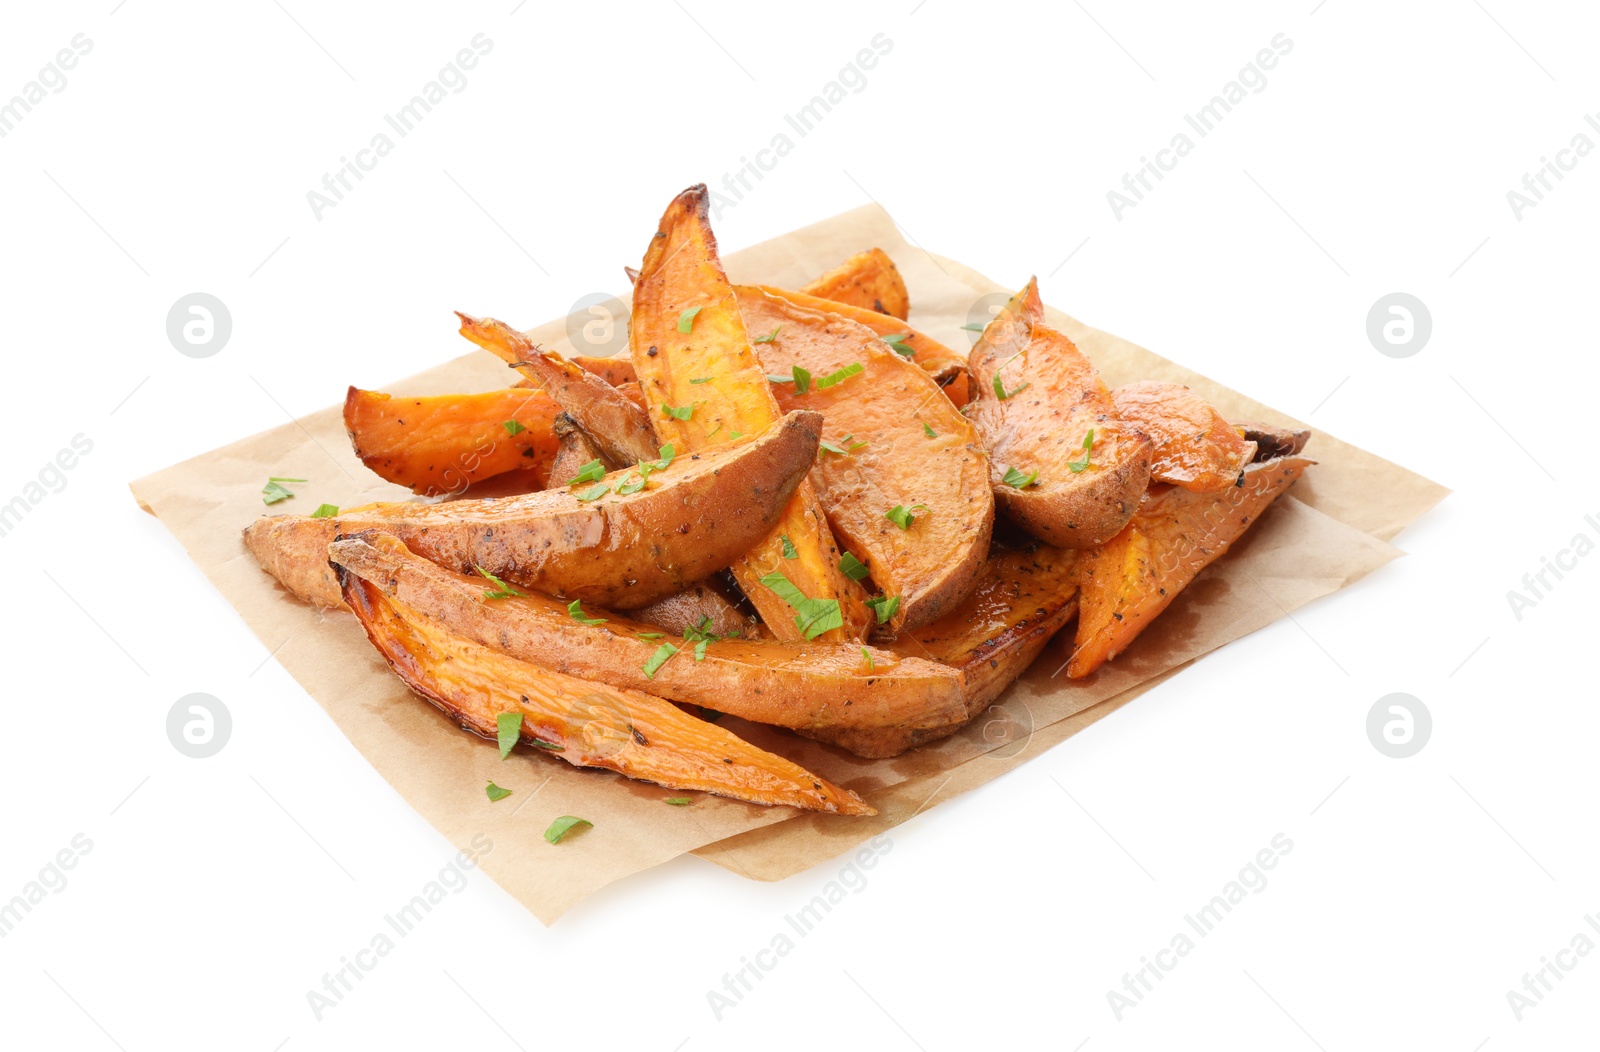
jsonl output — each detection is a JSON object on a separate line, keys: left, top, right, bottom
{"left": 881, "top": 333, "right": 915, "bottom": 358}
{"left": 496, "top": 711, "right": 522, "bottom": 759}
{"left": 502, "top": 419, "right": 527, "bottom": 436}
{"left": 961, "top": 322, "right": 987, "bottom": 332}
{"left": 758, "top": 571, "right": 844, "bottom": 640}
{"left": 661, "top": 402, "right": 695, "bottom": 421}
{"left": 922, "top": 422, "right": 938, "bottom": 439}
{"left": 1067, "top": 429, "right": 1096, "bottom": 473}
{"left": 485, "top": 781, "right": 512, "bottom": 802}
{"left": 865, "top": 594, "right": 901, "bottom": 624}
{"left": 752, "top": 327, "right": 782, "bottom": 344}
{"left": 567, "top": 599, "right": 606, "bottom": 626}
{"left": 476, "top": 566, "right": 527, "bottom": 600}
{"left": 310, "top": 503, "right": 339, "bottom": 519}
{"left": 567, "top": 459, "right": 606, "bottom": 485}
{"left": 677, "top": 306, "right": 702, "bottom": 333}
{"left": 664, "top": 797, "right": 692, "bottom": 806}
{"left": 543, "top": 816, "right": 592, "bottom": 844}
{"left": 884, "top": 504, "right": 927, "bottom": 530}
{"left": 615, "top": 473, "right": 648, "bottom": 496}
{"left": 690, "top": 377, "right": 714, "bottom": 385}
{"left": 862, "top": 647, "right": 875, "bottom": 670}
{"left": 643, "top": 642, "right": 679, "bottom": 678}
{"left": 636, "top": 631, "right": 665, "bottom": 640}
{"left": 575, "top": 483, "right": 610, "bottom": 502}
{"left": 815, "top": 363, "right": 865, "bottom": 389}
{"left": 838, "top": 552, "right": 870, "bottom": 581}
{"left": 1002, "top": 465, "right": 1040, "bottom": 488}
{"left": 993, "top": 373, "right": 1031, "bottom": 401}
{"left": 261, "top": 476, "right": 307, "bottom": 505}
{"left": 780, "top": 534, "right": 798, "bottom": 559}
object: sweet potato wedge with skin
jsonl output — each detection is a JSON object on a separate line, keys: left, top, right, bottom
{"left": 343, "top": 387, "right": 561, "bottom": 496}
{"left": 545, "top": 413, "right": 617, "bottom": 490}
{"left": 631, "top": 575, "right": 764, "bottom": 640}
{"left": 810, "top": 538, "right": 1080, "bottom": 757}
{"left": 458, "top": 313, "right": 661, "bottom": 466}
{"left": 1111, "top": 381, "right": 1256, "bottom": 492}
{"left": 339, "top": 565, "right": 873, "bottom": 814}
{"left": 329, "top": 533, "right": 969, "bottom": 736}
{"left": 244, "top": 410, "right": 823, "bottom": 609}
{"left": 967, "top": 278, "right": 1153, "bottom": 549}
{"left": 800, "top": 248, "right": 909, "bottom": 320}
{"left": 1237, "top": 422, "right": 1311, "bottom": 462}
{"left": 1068, "top": 455, "right": 1315, "bottom": 679}
{"left": 630, "top": 184, "right": 871, "bottom": 643}
{"left": 742, "top": 289, "right": 993, "bottom": 633}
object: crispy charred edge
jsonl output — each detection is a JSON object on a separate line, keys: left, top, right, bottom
{"left": 334, "top": 546, "right": 874, "bottom": 816}
{"left": 1238, "top": 422, "right": 1313, "bottom": 462}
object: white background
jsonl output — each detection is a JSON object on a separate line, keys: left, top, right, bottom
{"left": 2, "top": 1, "right": 1596, "bottom": 1048}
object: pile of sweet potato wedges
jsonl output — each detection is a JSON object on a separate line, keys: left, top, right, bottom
{"left": 246, "top": 185, "right": 1313, "bottom": 816}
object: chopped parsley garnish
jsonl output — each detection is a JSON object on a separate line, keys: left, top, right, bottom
{"left": 730, "top": 430, "right": 744, "bottom": 440}
{"left": 567, "top": 599, "right": 606, "bottom": 626}
{"left": 476, "top": 566, "right": 527, "bottom": 600}
{"left": 1067, "top": 429, "right": 1095, "bottom": 473}
{"left": 676, "top": 306, "right": 702, "bottom": 333}
{"left": 961, "top": 322, "right": 987, "bottom": 332}
{"left": 640, "top": 444, "right": 676, "bottom": 478}
{"left": 310, "top": 503, "right": 339, "bottom": 519}
{"left": 495, "top": 711, "right": 522, "bottom": 759}
{"left": 689, "top": 377, "right": 713, "bottom": 385}
{"left": 993, "top": 373, "right": 1031, "bottom": 400}
{"left": 885, "top": 504, "right": 928, "bottom": 530}
{"left": 838, "top": 552, "right": 870, "bottom": 581}
{"left": 261, "top": 476, "right": 306, "bottom": 505}
{"left": 543, "top": 816, "right": 592, "bottom": 844}
{"left": 643, "top": 642, "right": 679, "bottom": 678}
{"left": 922, "top": 421, "right": 937, "bottom": 439}
{"left": 752, "top": 326, "right": 782, "bottom": 344}
{"left": 881, "top": 333, "right": 915, "bottom": 358}
{"left": 1002, "top": 465, "right": 1040, "bottom": 488}
{"left": 574, "top": 483, "right": 610, "bottom": 501}
{"left": 864, "top": 594, "right": 901, "bottom": 624}
{"left": 615, "top": 473, "right": 648, "bottom": 496}
{"left": 780, "top": 534, "right": 798, "bottom": 559}
{"left": 664, "top": 797, "right": 692, "bottom": 806}
{"left": 567, "top": 459, "right": 607, "bottom": 485}
{"left": 635, "top": 631, "right": 665, "bottom": 640}
{"left": 485, "top": 781, "right": 512, "bottom": 802}
{"left": 502, "top": 419, "right": 527, "bottom": 436}
{"left": 820, "top": 434, "right": 867, "bottom": 456}
{"left": 758, "top": 571, "right": 844, "bottom": 640}
{"left": 862, "top": 647, "right": 875, "bottom": 670}
{"left": 815, "top": 363, "right": 864, "bottom": 389}
{"left": 660, "top": 402, "right": 695, "bottom": 421}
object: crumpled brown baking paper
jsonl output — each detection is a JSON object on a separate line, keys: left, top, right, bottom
{"left": 131, "top": 204, "right": 1447, "bottom": 923}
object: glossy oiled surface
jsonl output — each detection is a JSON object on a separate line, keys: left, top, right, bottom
{"left": 342, "top": 568, "right": 873, "bottom": 815}
{"left": 743, "top": 290, "right": 993, "bottom": 633}
{"left": 330, "top": 533, "right": 968, "bottom": 734}
{"left": 1112, "top": 380, "right": 1257, "bottom": 492}
{"left": 628, "top": 185, "right": 870, "bottom": 643}
{"left": 799, "top": 247, "right": 910, "bottom": 320}
{"left": 343, "top": 387, "right": 561, "bottom": 496}
{"left": 243, "top": 410, "right": 821, "bottom": 610}
{"left": 967, "top": 278, "right": 1153, "bottom": 548}
{"left": 1069, "top": 455, "right": 1315, "bottom": 678}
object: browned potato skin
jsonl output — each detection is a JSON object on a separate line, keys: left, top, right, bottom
{"left": 458, "top": 312, "right": 661, "bottom": 466}
{"left": 1237, "top": 422, "right": 1312, "bottom": 461}
{"left": 804, "top": 539, "right": 1080, "bottom": 757}
{"left": 330, "top": 533, "right": 969, "bottom": 735}
{"left": 340, "top": 564, "right": 874, "bottom": 814}
{"left": 243, "top": 410, "right": 824, "bottom": 609}
{"left": 632, "top": 575, "right": 764, "bottom": 639}
{"left": 967, "top": 278, "right": 1152, "bottom": 549}
{"left": 544, "top": 413, "right": 617, "bottom": 490}
{"left": 741, "top": 290, "right": 994, "bottom": 633}
{"left": 800, "top": 248, "right": 910, "bottom": 320}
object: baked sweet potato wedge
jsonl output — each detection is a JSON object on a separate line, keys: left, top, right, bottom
{"left": 800, "top": 247, "right": 909, "bottom": 320}
{"left": 1237, "top": 422, "right": 1311, "bottom": 462}
{"left": 1068, "top": 455, "right": 1315, "bottom": 678}
{"left": 809, "top": 538, "right": 1080, "bottom": 757}
{"left": 339, "top": 563, "right": 873, "bottom": 814}
{"left": 343, "top": 387, "right": 561, "bottom": 496}
{"left": 329, "top": 532, "right": 968, "bottom": 736}
{"left": 1111, "top": 381, "right": 1256, "bottom": 492}
{"left": 967, "top": 278, "right": 1153, "bottom": 548}
{"left": 630, "top": 575, "right": 763, "bottom": 639}
{"left": 545, "top": 412, "right": 618, "bottom": 490}
{"left": 244, "top": 409, "right": 823, "bottom": 609}
{"left": 629, "top": 184, "right": 871, "bottom": 643}
{"left": 742, "top": 288, "right": 993, "bottom": 633}
{"left": 458, "top": 313, "right": 660, "bottom": 466}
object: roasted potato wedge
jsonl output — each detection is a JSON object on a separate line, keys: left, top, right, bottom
{"left": 1112, "top": 381, "right": 1256, "bottom": 492}
{"left": 343, "top": 387, "right": 561, "bottom": 496}
{"left": 330, "top": 532, "right": 969, "bottom": 736}
{"left": 245, "top": 410, "right": 823, "bottom": 609}
{"left": 967, "top": 278, "right": 1153, "bottom": 548}
{"left": 340, "top": 562, "right": 873, "bottom": 814}
{"left": 1237, "top": 421, "right": 1312, "bottom": 461}
{"left": 629, "top": 184, "right": 872, "bottom": 643}
{"left": 545, "top": 412, "right": 617, "bottom": 490}
{"left": 631, "top": 574, "right": 764, "bottom": 639}
{"left": 800, "top": 247, "right": 909, "bottom": 320}
{"left": 809, "top": 538, "right": 1080, "bottom": 757}
{"left": 741, "top": 289, "right": 993, "bottom": 632}
{"left": 458, "top": 313, "right": 661, "bottom": 466}
{"left": 1068, "top": 455, "right": 1315, "bottom": 678}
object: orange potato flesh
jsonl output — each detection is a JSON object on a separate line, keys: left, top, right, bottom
{"left": 800, "top": 247, "right": 909, "bottom": 320}
{"left": 967, "top": 278, "right": 1153, "bottom": 548}
{"left": 339, "top": 566, "right": 873, "bottom": 814}
{"left": 343, "top": 387, "right": 561, "bottom": 496}
{"left": 1068, "top": 455, "right": 1315, "bottom": 678}
{"left": 629, "top": 184, "right": 871, "bottom": 643}
{"left": 244, "top": 410, "right": 822, "bottom": 609}
{"left": 1112, "top": 381, "right": 1257, "bottom": 492}
{"left": 742, "top": 289, "right": 993, "bottom": 633}
{"left": 458, "top": 313, "right": 661, "bottom": 466}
